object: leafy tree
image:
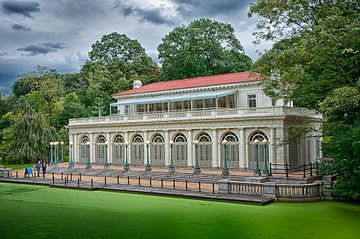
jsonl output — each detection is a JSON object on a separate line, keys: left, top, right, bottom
{"left": 4, "top": 99, "right": 56, "bottom": 164}
{"left": 158, "top": 18, "right": 252, "bottom": 80}
{"left": 56, "top": 92, "right": 88, "bottom": 128}
{"left": 250, "top": 0, "right": 360, "bottom": 199}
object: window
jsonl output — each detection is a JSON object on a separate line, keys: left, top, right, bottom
{"left": 248, "top": 95, "right": 256, "bottom": 108}
{"left": 271, "top": 99, "right": 277, "bottom": 106}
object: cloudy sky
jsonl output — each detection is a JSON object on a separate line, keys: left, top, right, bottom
{"left": 0, "top": 0, "right": 271, "bottom": 94}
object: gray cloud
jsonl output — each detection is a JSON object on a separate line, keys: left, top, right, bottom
{"left": 115, "top": 0, "right": 175, "bottom": 25}
{"left": 17, "top": 42, "right": 65, "bottom": 56}
{"left": 11, "top": 23, "right": 31, "bottom": 31}
{"left": 1, "top": 1, "right": 40, "bottom": 18}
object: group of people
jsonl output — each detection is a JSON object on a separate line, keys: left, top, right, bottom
{"left": 35, "top": 160, "right": 47, "bottom": 178}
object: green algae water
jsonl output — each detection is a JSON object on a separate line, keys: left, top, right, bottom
{"left": 0, "top": 183, "right": 359, "bottom": 239}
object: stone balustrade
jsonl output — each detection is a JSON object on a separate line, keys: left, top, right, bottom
{"left": 218, "top": 179, "right": 324, "bottom": 201}
{"left": 69, "top": 106, "right": 321, "bottom": 126}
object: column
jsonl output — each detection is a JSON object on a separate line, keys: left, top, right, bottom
{"left": 164, "top": 131, "right": 170, "bottom": 166}
{"left": 239, "top": 128, "right": 246, "bottom": 168}
{"left": 187, "top": 130, "right": 193, "bottom": 166}
{"left": 212, "top": 129, "right": 218, "bottom": 168}
{"left": 125, "top": 132, "right": 131, "bottom": 164}
{"left": 269, "top": 128, "right": 277, "bottom": 164}
{"left": 106, "top": 132, "right": 111, "bottom": 164}
{"left": 73, "top": 133, "right": 78, "bottom": 163}
{"left": 90, "top": 133, "right": 95, "bottom": 163}
{"left": 144, "top": 131, "right": 148, "bottom": 165}
{"left": 276, "top": 128, "right": 285, "bottom": 164}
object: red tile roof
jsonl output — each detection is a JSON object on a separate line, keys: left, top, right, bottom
{"left": 113, "top": 72, "right": 261, "bottom": 97}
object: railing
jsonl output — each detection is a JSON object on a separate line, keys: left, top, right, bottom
{"left": 270, "top": 162, "right": 319, "bottom": 178}
{"left": 69, "top": 106, "right": 322, "bottom": 126}
{"left": 276, "top": 183, "right": 321, "bottom": 198}
{"left": 229, "top": 182, "right": 264, "bottom": 195}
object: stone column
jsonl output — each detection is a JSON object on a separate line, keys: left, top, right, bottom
{"left": 187, "top": 130, "right": 193, "bottom": 166}
{"left": 125, "top": 132, "right": 131, "bottom": 164}
{"left": 106, "top": 132, "right": 111, "bottom": 164}
{"left": 164, "top": 131, "right": 170, "bottom": 166}
{"left": 212, "top": 129, "right": 218, "bottom": 168}
{"left": 276, "top": 128, "right": 285, "bottom": 164}
{"left": 269, "top": 128, "right": 277, "bottom": 164}
{"left": 73, "top": 133, "right": 78, "bottom": 163}
{"left": 239, "top": 128, "right": 246, "bottom": 168}
{"left": 144, "top": 131, "right": 148, "bottom": 165}
{"left": 90, "top": 133, "right": 95, "bottom": 163}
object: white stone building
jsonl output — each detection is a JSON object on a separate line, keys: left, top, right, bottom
{"left": 68, "top": 72, "right": 322, "bottom": 171}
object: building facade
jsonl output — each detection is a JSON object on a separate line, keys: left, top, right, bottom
{"left": 68, "top": 72, "right": 322, "bottom": 171}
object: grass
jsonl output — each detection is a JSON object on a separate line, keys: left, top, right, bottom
{"left": 0, "top": 183, "right": 360, "bottom": 239}
{"left": 0, "top": 163, "right": 34, "bottom": 170}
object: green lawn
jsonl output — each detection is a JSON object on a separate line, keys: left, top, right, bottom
{"left": 0, "top": 163, "right": 34, "bottom": 170}
{"left": 0, "top": 183, "right": 359, "bottom": 239}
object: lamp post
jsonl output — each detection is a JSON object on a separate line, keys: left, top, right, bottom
{"left": 262, "top": 139, "right": 269, "bottom": 176}
{"left": 69, "top": 142, "right": 74, "bottom": 168}
{"left": 50, "top": 142, "right": 54, "bottom": 166}
{"left": 104, "top": 141, "right": 110, "bottom": 169}
{"left": 124, "top": 142, "right": 130, "bottom": 171}
{"left": 86, "top": 141, "right": 91, "bottom": 169}
{"left": 254, "top": 139, "right": 261, "bottom": 176}
{"left": 193, "top": 140, "right": 201, "bottom": 174}
{"left": 54, "top": 141, "right": 59, "bottom": 165}
{"left": 145, "top": 141, "right": 151, "bottom": 172}
{"left": 169, "top": 140, "right": 175, "bottom": 173}
{"left": 60, "top": 141, "right": 64, "bottom": 163}
{"left": 222, "top": 139, "right": 229, "bottom": 176}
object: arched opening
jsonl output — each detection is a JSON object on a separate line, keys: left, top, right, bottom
{"left": 131, "top": 134, "right": 144, "bottom": 166}
{"left": 220, "top": 132, "right": 239, "bottom": 169}
{"left": 150, "top": 133, "right": 165, "bottom": 167}
{"left": 172, "top": 133, "right": 187, "bottom": 167}
{"left": 79, "top": 135, "right": 89, "bottom": 164}
{"left": 112, "top": 134, "right": 125, "bottom": 165}
{"left": 196, "top": 132, "right": 212, "bottom": 168}
{"left": 248, "top": 131, "right": 269, "bottom": 170}
{"left": 95, "top": 135, "right": 107, "bottom": 164}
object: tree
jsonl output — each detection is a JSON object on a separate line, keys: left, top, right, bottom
{"left": 158, "top": 18, "right": 252, "bottom": 80}
{"left": 250, "top": 0, "right": 360, "bottom": 199}
{"left": 4, "top": 99, "right": 56, "bottom": 164}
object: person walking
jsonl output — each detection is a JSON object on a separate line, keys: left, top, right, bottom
{"left": 35, "top": 160, "right": 41, "bottom": 177}
{"left": 42, "top": 160, "right": 47, "bottom": 179}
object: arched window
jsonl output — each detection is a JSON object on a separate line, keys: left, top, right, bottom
{"left": 113, "top": 135, "right": 125, "bottom": 165}
{"left": 151, "top": 133, "right": 165, "bottom": 167}
{"left": 196, "top": 132, "right": 212, "bottom": 168}
{"left": 248, "top": 131, "right": 269, "bottom": 170}
{"left": 79, "top": 135, "right": 90, "bottom": 164}
{"left": 172, "top": 133, "right": 187, "bottom": 167}
{"left": 95, "top": 135, "right": 107, "bottom": 164}
{"left": 220, "top": 132, "right": 239, "bottom": 169}
{"left": 131, "top": 134, "right": 144, "bottom": 166}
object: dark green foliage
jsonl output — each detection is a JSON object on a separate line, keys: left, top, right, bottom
{"left": 158, "top": 18, "right": 252, "bottom": 80}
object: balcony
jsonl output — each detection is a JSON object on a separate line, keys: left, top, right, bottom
{"left": 68, "top": 106, "right": 322, "bottom": 127}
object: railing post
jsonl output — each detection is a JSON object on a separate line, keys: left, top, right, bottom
{"left": 185, "top": 181, "right": 188, "bottom": 190}
{"left": 79, "top": 173, "right": 82, "bottom": 181}
{"left": 161, "top": 178, "right": 163, "bottom": 188}
{"left": 173, "top": 179, "right": 175, "bottom": 189}
{"left": 105, "top": 177, "right": 107, "bottom": 187}
{"left": 285, "top": 163, "right": 289, "bottom": 178}
{"left": 117, "top": 175, "right": 119, "bottom": 184}
{"left": 150, "top": 178, "right": 152, "bottom": 187}
{"left": 138, "top": 177, "right": 141, "bottom": 186}
{"left": 61, "top": 172, "right": 63, "bottom": 180}
{"left": 269, "top": 162, "right": 272, "bottom": 176}
{"left": 212, "top": 183, "right": 215, "bottom": 194}
{"left": 65, "top": 177, "right": 67, "bottom": 186}
{"left": 52, "top": 173, "right": 55, "bottom": 184}
{"left": 91, "top": 179, "right": 93, "bottom": 189}
{"left": 16, "top": 171, "right": 18, "bottom": 179}
{"left": 77, "top": 178, "right": 80, "bottom": 187}
{"left": 70, "top": 173, "right": 72, "bottom": 181}
{"left": 316, "top": 161, "right": 319, "bottom": 175}
{"left": 127, "top": 176, "right": 130, "bottom": 185}
{"left": 198, "top": 182, "right": 201, "bottom": 192}
{"left": 303, "top": 163, "right": 306, "bottom": 178}
{"left": 310, "top": 163, "right": 313, "bottom": 176}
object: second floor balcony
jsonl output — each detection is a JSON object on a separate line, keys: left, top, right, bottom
{"left": 69, "top": 106, "right": 322, "bottom": 127}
